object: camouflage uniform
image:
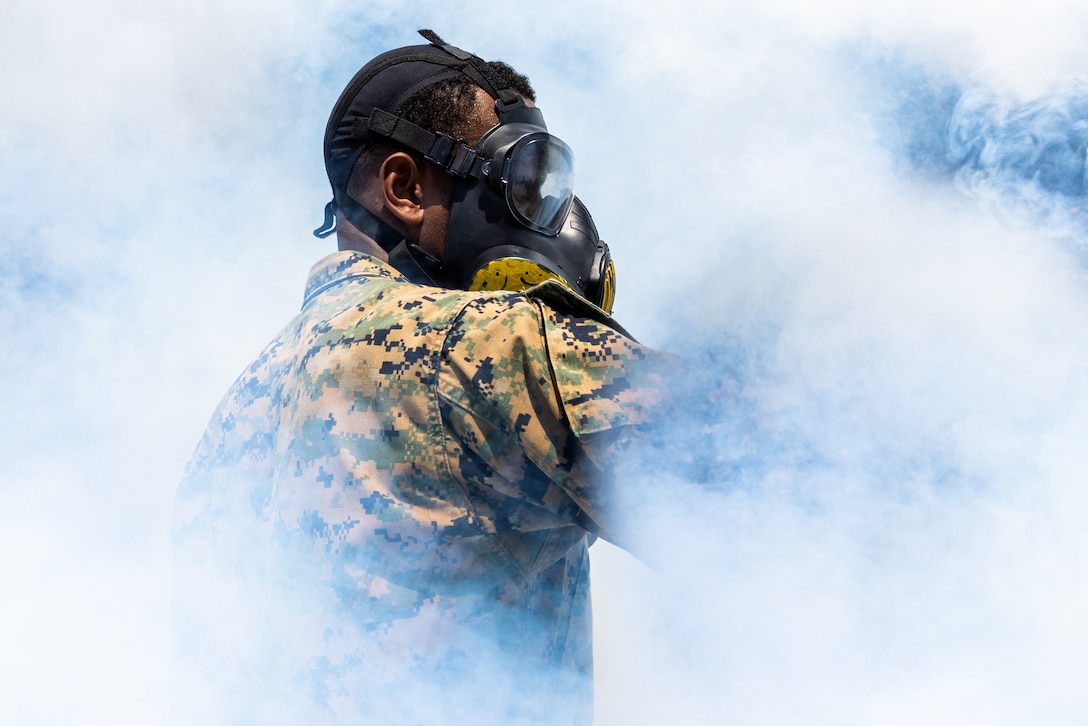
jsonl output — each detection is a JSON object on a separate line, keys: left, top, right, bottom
{"left": 173, "top": 250, "right": 671, "bottom": 725}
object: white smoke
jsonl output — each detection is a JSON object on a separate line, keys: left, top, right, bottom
{"left": 4, "top": 0, "right": 1088, "bottom": 723}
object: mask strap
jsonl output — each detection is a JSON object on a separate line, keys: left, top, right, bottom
{"left": 361, "top": 109, "right": 480, "bottom": 178}
{"left": 388, "top": 240, "right": 449, "bottom": 287}
{"left": 313, "top": 200, "right": 337, "bottom": 238}
{"left": 416, "top": 29, "right": 508, "bottom": 100}
{"left": 494, "top": 93, "right": 547, "bottom": 127}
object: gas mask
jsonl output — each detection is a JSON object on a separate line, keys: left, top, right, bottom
{"left": 317, "top": 31, "right": 618, "bottom": 313}
{"left": 438, "top": 95, "right": 616, "bottom": 313}
{"left": 464, "top": 195, "right": 616, "bottom": 315}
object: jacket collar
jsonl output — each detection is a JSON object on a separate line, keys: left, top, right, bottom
{"left": 301, "top": 250, "right": 406, "bottom": 308}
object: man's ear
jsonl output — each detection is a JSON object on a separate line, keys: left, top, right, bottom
{"left": 379, "top": 152, "right": 425, "bottom": 233}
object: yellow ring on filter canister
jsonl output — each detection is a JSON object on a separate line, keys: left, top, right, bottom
{"left": 598, "top": 258, "right": 616, "bottom": 314}
{"left": 468, "top": 256, "right": 618, "bottom": 315}
{"left": 468, "top": 258, "right": 568, "bottom": 293}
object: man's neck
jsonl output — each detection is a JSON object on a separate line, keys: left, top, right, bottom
{"left": 336, "top": 224, "right": 389, "bottom": 262}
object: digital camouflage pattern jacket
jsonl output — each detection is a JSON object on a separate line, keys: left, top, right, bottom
{"left": 172, "top": 250, "right": 672, "bottom": 725}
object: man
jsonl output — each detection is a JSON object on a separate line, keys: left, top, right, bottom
{"left": 173, "top": 30, "right": 671, "bottom": 725}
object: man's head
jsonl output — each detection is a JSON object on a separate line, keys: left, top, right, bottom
{"left": 318, "top": 30, "right": 616, "bottom": 312}
{"left": 344, "top": 79, "right": 534, "bottom": 260}
{"left": 319, "top": 32, "right": 534, "bottom": 258}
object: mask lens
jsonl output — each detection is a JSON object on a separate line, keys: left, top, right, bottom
{"left": 506, "top": 135, "right": 575, "bottom": 235}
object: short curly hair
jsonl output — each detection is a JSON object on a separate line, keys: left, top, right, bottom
{"left": 348, "top": 60, "right": 536, "bottom": 195}
{"left": 395, "top": 60, "right": 535, "bottom": 141}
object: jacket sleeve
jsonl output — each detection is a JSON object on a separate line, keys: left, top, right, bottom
{"left": 436, "top": 288, "right": 673, "bottom": 539}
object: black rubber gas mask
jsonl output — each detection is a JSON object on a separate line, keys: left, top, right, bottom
{"left": 440, "top": 95, "right": 616, "bottom": 312}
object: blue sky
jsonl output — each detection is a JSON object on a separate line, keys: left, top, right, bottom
{"left": 4, "top": 0, "right": 1088, "bottom": 723}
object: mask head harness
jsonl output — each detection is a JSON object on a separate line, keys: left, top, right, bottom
{"left": 317, "top": 29, "right": 616, "bottom": 312}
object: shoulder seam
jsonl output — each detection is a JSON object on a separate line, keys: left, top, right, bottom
{"left": 522, "top": 280, "right": 635, "bottom": 340}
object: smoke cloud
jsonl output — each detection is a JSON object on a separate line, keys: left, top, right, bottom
{"left": 4, "top": 0, "right": 1088, "bottom": 723}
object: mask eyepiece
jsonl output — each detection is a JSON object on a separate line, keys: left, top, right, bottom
{"left": 498, "top": 132, "right": 575, "bottom": 236}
